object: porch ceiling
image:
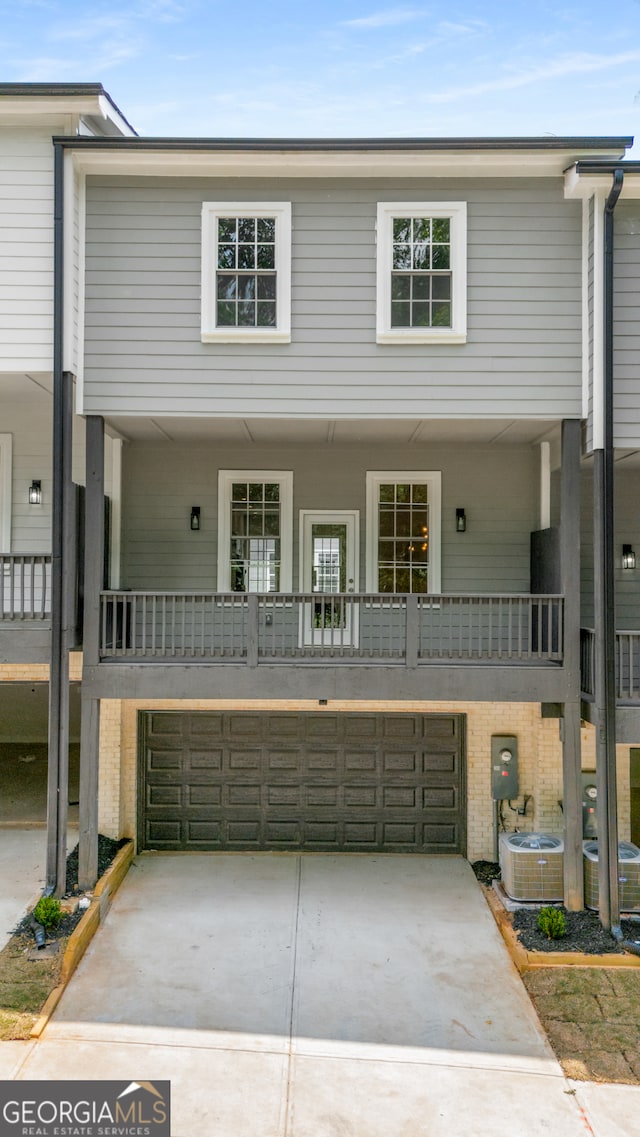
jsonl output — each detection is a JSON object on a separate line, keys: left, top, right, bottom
{"left": 105, "top": 416, "right": 562, "bottom": 448}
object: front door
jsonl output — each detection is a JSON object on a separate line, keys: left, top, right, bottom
{"left": 300, "top": 511, "right": 359, "bottom": 647}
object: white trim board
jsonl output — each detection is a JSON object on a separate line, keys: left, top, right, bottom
{"left": 0, "top": 434, "right": 13, "bottom": 552}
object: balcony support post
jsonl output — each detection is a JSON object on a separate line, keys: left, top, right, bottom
{"left": 246, "top": 594, "right": 259, "bottom": 667}
{"left": 78, "top": 415, "right": 105, "bottom": 889}
{"left": 405, "top": 595, "right": 419, "bottom": 668}
{"left": 560, "top": 418, "right": 583, "bottom": 910}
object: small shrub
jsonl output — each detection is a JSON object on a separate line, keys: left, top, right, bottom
{"left": 537, "top": 906, "right": 566, "bottom": 941}
{"left": 33, "top": 897, "right": 62, "bottom": 930}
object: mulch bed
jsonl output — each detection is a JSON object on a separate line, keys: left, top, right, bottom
{"left": 1, "top": 834, "right": 128, "bottom": 1040}
{"left": 65, "top": 834, "right": 128, "bottom": 895}
{"left": 512, "top": 908, "right": 638, "bottom": 954}
{"left": 472, "top": 859, "right": 640, "bottom": 954}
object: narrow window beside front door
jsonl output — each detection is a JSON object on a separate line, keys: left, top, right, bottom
{"left": 378, "top": 482, "right": 429, "bottom": 593}
{"left": 230, "top": 481, "right": 281, "bottom": 592}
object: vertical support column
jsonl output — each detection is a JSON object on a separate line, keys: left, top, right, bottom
{"left": 78, "top": 415, "right": 105, "bottom": 890}
{"left": 46, "top": 370, "right": 74, "bottom": 896}
{"left": 560, "top": 418, "right": 583, "bottom": 910}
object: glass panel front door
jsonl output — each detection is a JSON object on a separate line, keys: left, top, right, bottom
{"left": 301, "top": 511, "right": 358, "bottom": 647}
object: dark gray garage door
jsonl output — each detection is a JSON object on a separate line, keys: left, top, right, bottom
{"left": 139, "top": 711, "right": 466, "bottom": 854}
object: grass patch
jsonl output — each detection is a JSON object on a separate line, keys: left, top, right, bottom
{"left": 0, "top": 931, "right": 65, "bottom": 1039}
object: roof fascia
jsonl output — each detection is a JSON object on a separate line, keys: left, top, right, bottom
{"left": 565, "top": 163, "right": 640, "bottom": 199}
{"left": 60, "top": 140, "right": 632, "bottom": 179}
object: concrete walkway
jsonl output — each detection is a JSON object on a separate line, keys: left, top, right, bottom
{"left": 7, "top": 853, "right": 640, "bottom": 1136}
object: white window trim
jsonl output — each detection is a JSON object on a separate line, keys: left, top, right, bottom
{"left": 0, "top": 434, "right": 12, "bottom": 552}
{"left": 201, "top": 202, "right": 292, "bottom": 344}
{"left": 366, "top": 471, "right": 441, "bottom": 593}
{"left": 217, "top": 470, "right": 293, "bottom": 591}
{"left": 376, "top": 201, "right": 467, "bottom": 345}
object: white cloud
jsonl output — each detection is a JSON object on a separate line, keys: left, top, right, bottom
{"left": 341, "top": 7, "right": 423, "bottom": 29}
{"left": 426, "top": 50, "right": 640, "bottom": 104}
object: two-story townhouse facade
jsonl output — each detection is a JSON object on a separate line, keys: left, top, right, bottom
{"left": 44, "top": 130, "right": 633, "bottom": 906}
{"left": 0, "top": 86, "right": 134, "bottom": 837}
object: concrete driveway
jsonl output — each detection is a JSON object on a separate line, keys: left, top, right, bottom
{"left": 7, "top": 853, "right": 639, "bottom": 1136}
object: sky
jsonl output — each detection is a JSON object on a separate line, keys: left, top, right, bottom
{"left": 1, "top": 0, "right": 640, "bottom": 143}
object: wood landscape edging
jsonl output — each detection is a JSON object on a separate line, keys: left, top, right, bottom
{"left": 30, "top": 840, "right": 135, "bottom": 1038}
{"left": 483, "top": 884, "right": 640, "bottom": 972}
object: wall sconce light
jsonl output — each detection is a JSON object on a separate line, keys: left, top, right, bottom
{"left": 28, "top": 480, "right": 42, "bottom": 505}
{"left": 456, "top": 508, "right": 466, "bottom": 533}
{"left": 623, "top": 543, "right": 636, "bottom": 569}
{"left": 190, "top": 506, "right": 201, "bottom": 531}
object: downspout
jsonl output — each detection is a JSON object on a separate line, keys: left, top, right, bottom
{"left": 44, "top": 141, "right": 67, "bottom": 895}
{"left": 596, "top": 167, "right": 640, "bottom": 955}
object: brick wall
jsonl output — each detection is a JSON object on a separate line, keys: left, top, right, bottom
{"left": 95, "top": 697, "right": 611, "bottom": 860}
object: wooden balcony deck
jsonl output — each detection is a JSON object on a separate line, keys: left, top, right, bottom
{"left": 99, "top": 591, "right": 564, "bottom": 667}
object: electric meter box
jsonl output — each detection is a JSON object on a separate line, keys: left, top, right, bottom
{"left": 581, "top": 771, "right": 598, "bottom": 839}
{"left": 491, "top": 735, "right": 519, "bottom": 799}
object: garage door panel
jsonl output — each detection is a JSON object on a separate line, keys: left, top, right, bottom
{"left": 147, "top": 749, "right": 183, "bottom": 771}
{"left": 344, "top": 750, "right": 377, "bottom": 772}
{"left": 148, "top": 785, "right": 182, "bottom": 807}
{"left": 423, "top": 787, "right": 457, "bottom": 809}
{"left": 188, "top": 785, "right": 222, "bottom": 806}
{"left": 306, "top": 750, "right": 340, "bottom": 773}
{"left": 188, "top": 714, "right": 224, "bottom": 738}
{"left": 382, "top": 717, "right": 422, "bottom": 740}
{"left": 140, "top": 712, "right": 465, "bottom": 854}
{"left": 307, "top": 785, "right": 339, "bottom": 806}
{"left": 188, "top": 749, "right": 223, "bottom": 770}
{"left": 148, "top": 713, "right": 184, "bottom": 736}
{"left": 267, "top": 750, "right": 299, "bottom": 770}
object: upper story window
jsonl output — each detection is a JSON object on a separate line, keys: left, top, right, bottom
{"left": 201, "top": 203, "right": 292, "bottom": 343}
{"left": 376, "top": 202, "right": 467, "bottom": 345}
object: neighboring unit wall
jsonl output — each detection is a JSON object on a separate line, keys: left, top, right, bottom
{"left": 614, "top": 201, "right": 640, "bottom": 448}
{"left": 83, "top": 176, "right": 582, "bottom": 419}
{"left": 581, "top": 463, "right": 640, "bottom": 627}
{"left": 121, "top": 441, "right": 538, "bottom": 593}
{"left": 0, "top": 127, "right": 56, "bottom": 372}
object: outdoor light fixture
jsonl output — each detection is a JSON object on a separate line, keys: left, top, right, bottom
{"left": 28, "top": 480, "right": 41, "bottom": 505}
{"left": 456, "top": 508, "right": 466, "bottom": 533}
{"left": 623, "top": 543, "right": 636, "bottom": 570}
{"left": 190, "top": 506, "right": 201, "bottom": 531}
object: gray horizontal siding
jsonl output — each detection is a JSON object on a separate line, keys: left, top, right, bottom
{"left": 581, "top": 464, "right": 640, "bottom": 628}
{"left": 122, "top": 440, "right": 537, "bottom": 593}
{"left": 614, "top": 202, "right": 640, "bottom": 447}
{"left": 84, "top": 176, "right": 583, "bottom": 420}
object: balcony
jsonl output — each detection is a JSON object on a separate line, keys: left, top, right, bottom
{"left": 1, "top": 555, "right": 51, "bottom": 620}
{"left": 581, "top": 627, "right": 640, "bottom": 703}
{"left": 99, "top": 590, "right": 564, "bottom": 665}
{"left": 0, "top": 555, "right": 52, "bottom": 663}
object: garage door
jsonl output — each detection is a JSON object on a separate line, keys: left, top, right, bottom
{"left": 139, "top": 711, "right": 466, "bottom": 854}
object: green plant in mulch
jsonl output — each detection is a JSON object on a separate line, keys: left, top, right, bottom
{"left": 33, "top": 896, "right": 62, "bottom": 929}
{"left": 537, "top": 906, "right": 566, "bottom": 941}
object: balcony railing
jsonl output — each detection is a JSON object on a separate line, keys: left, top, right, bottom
{"left": 581, "top": 627, "right": 640, "bottom": 702}
{"left": 99, "top": 591, "right": 564, "bottom": 665}
{"left": 0, "top": 555, "right": 51, "bottom": 620}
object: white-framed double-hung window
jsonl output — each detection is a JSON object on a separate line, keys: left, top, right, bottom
{"left": 217, "top": 471, "right": 293, "bottom": 592}
{"left": 366, "top": 472, "right": 441, "bottom": 594}
{"left": 376, "top": 202, "right": 466, "bottom": 344}
{"left": 201, "top": 203, "right": 292, "bottom": 343}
